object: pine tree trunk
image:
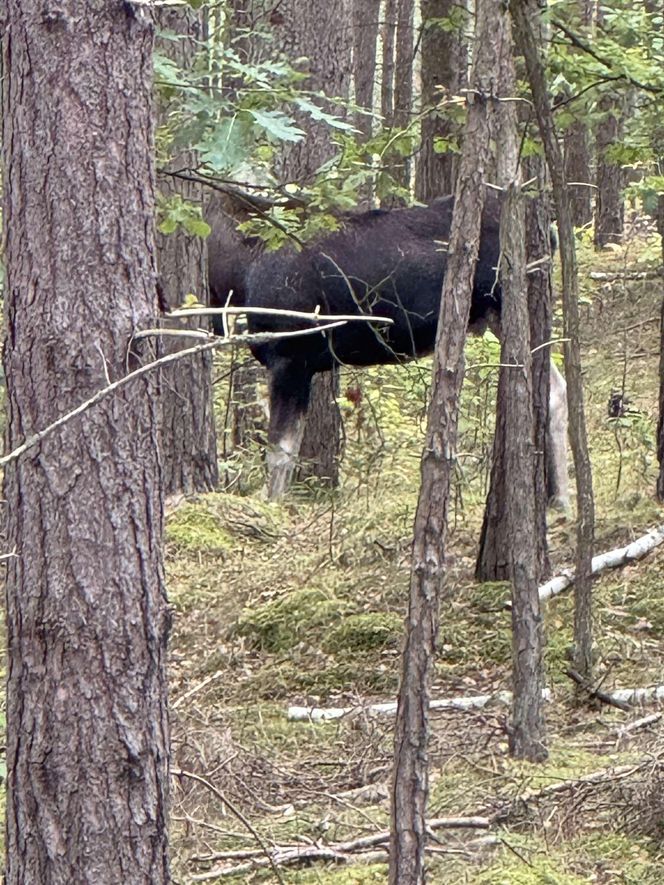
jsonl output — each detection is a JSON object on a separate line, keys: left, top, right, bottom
{"left": 156, "top": 7, "right": 218, "bottom": 497}
{"left": 594, "top": 94, "right": 625, "bottom": 248}
{"left": 416, "top": 0, "right": 469, "bottom": 200}
{"left": 2, "top": 4, "right": 170, "bottom": 882}
{"left": 563, "top": 0, "right": 594, "bottom": 228}
{"left": 269, "top": 0, "right": 352, "bottom": 486}
{"left": 352, "top": 0, "right": 379, "bottom": 139}
{"left": 389, "top": 1, "right": 502, "bottom": 879}
{"left": 512, "top": 0, "right": 595, "bottom": 683}
{"left": 657, "top": 194, "right": 664, "bottom": 500}
{"left": 494, "top": 16, "right": 547, "bottom": 761}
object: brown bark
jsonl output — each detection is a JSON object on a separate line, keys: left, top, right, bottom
{"left": 381, "top": 0, "right": 397, "bottom": 123}
{"left": 563, "top": 0, "right": 594, "bottom": 228}
{"left": 657, "top": 194, "right": 664, "bottom": 500}
{"left": 352, "top": 0, "right": 380, "bottom": 139}
{"left": 594, "top": 93, "right": 625, "bottom": 248}
{"left": 2, "top": 3, "right": 169, "bottom": 883}
{"left": 416, "top": 0, "right": 469, "bottom": 200}
{"left": 495, "top": 19, "right": 546, "bottom": 760}
{"left": 156, "top": 6, "right": 218, "bottom": 497}
{"left": 269, "top": 0, "right": 352, "bottom": 485}
{"left": 389, "top": 1, "right": 503, "bottom": 879}
{"left": 512, "top": 0, "right": 595, "bottom": 682}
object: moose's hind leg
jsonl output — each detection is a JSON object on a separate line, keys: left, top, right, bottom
{"left": 266, "top": 360, "right": 313, "bottom": 500}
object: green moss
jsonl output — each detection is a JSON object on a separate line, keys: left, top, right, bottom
{"left": 236, "top": 588, "right": 352, "bottom": 653}
{"left": 567, "top": 832, "right": 664, "bottom": 884}
{"left": 476, "top": 853, "right": 587, "bottom": 885}
{"left": 284, "top": 865, "right": 387, "bottom": 883}
{"left": 323, "top": 612, "right": 403, "bottom": 654}
{"left": 165, "top": 504, "right": 232, "bottom": 553}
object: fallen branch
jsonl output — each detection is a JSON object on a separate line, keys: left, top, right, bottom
{"left": 537, "top": 524, "right": 664, "bottom": 603}
{"left": 168, "top": 304, "right": 394, "bottom": 326}
{"left": 287, "top": 689, "right": 551, "bottom": 722}
{"left": 614, "top": 712, "right": 662, "bottom": 742}
{"left": 189, "top": 818, "right": 493, "bottom": 880}
{"left": 564, "top": 668, "right": 631, "bottom": 712}
{"left": 590, "top": 271, "right": 660, "bottom": 282}
{"left": 172, "top": 768, "right": 285, "bottom": 885}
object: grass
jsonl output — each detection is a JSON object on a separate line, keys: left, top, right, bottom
{"left": 166, "top": 226, "right": 664, "bottom": 882}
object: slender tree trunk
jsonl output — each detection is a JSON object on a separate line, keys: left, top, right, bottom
{"left": 381, "top": 0, "right": 397, "bottom": 123}
{"left": 269, "top": 0, "right": 352, "bottom": 486}
{"left": 512, "top": 0, "right": 595, "bottom": 682}
{"left": 657, "top": 194, "right": 664, "bottom": 499}
{"left": 416, "top": 0, "right": 469, "bottom": 200}
{"left": 352, "top": 0, "right": 380, "bottom": 139}
{"left": 594, "top": 93, "right": 625, "bottom": 248}
{"left": 564, "top": 0, "right": 594, "bottom": 228}
{"left": 494, "top": 16, "right": 546, "bottom": 761}
{"left": 476, "top": 20, "right": 552, "bottom": 585}
{"left": 2, "top": 3, "right": 170, "bottom": 882}
{"left": 156, "top": 7, "right": 219, "bottom": 497}
{"left": 389, "top": 1, "right": 502, "bottom": 879}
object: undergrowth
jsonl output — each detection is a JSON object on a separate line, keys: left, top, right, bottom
{"left": 168, "top": 227, "right": 664, "bottom": 883}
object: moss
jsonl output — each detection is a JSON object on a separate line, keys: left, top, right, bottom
{"left": 165, "top": 504, "right": 232, "bottom": 553}
{"left": 236, "top": 588, "right": 353, "bottom": 653}
{"left": 567, "top": 832, "right": 664, "bottom": 884}
{"left": 284, "top": 865, "right": 387, "bottom": 883}
{"left": 323, "top": 612, "right": 403, "bottom": 654}
{"left": 476, "top": 852, "right": 588, "bottom": 885}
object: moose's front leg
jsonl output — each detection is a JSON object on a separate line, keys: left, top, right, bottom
{"left": 265, "top": 359, "right": 313, "bottom": 500}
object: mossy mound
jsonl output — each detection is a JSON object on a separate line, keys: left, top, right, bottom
{"left": 165, "top": 505, "right": 231, "bottom": 553}
{"left": 236, "top": 588, "right": 352, "bottom": 653}
{"left": 323, "top": 611, "right": 403, "bottom": 654}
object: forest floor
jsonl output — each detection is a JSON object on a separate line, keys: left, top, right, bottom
{"left": 166, "top": 223, "right": 664, "bottom": 884}
{"left": 1, "top": 225, "right": 663, "bottom": 883}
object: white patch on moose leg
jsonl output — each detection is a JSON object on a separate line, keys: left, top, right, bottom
{"left": 548, "top": 360, "right": 570, "bottom": 510}
{"left": 266, "top": 418, "right": 306, "bottom": 500}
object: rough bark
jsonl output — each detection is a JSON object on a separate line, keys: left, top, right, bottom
{"left": 269, "top": 0, "right": 352, "bottom": 486}
{"left": 496, "top": 21, "right": 547, "bottom": 760}
{"left": 657, "top": 194, "right": 664, "bottom": 500}
{"left": 389, "top": 1, "right": 502, "bottom": 879}
{"left": 156, "top": 6, "right": 218, "bottom": 497}
{"left": 563, "top": 0, "right": 594, "bottom": 228}
{"left": 381, "top": 0, "right": 397, "bottom": 123}
{"left": 2, "top": 3, "right": 169, "bottom": 883}
{"left": 476, "top": 32, "right": 552, "bottom": 585}
{"left": 512, "top": 0, "right": 596, "bottom": 682}
{"left": 415, "top": 0, "right": 469, "bottom": 200}
{"left": 352, "top": 0, "right": 380, "bottom": 139}
{"left": 594, "top": 93, "right": 625, "bottom": 248}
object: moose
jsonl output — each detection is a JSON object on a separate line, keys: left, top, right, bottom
{"left": 207, "top": 191, "right": 569, "bottom": 502}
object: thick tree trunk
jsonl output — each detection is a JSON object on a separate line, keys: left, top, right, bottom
{"left": 2, "top": 4, "right": 170, "bottom": 883}
{"left": 156, "top": 8, "right": 219, "bottom": 497}
{"left": 389, "top": 1, "right": 502, "bottom": 880}
{"left": 416, "top": 0, "right": 469, "bottom": 200}
{"left": 512, "top": 0, "right": 596, "bottom": 683}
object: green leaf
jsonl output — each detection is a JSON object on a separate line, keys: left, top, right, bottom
{"left": 249, "top": 109, "right": 304, "bottom": 142}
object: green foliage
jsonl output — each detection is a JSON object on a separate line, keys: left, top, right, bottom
{"left": 156, "top": 193, "right": 211, "bottom": 237}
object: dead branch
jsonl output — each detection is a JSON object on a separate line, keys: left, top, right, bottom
{"left": 287, "top": 689, "right": 552, "bottom": 722}
{"left": 590, "top": 272, "right": 659, "bottom": 282}
{"left": 564, "top": 668, "right": 631, "bottom": 712}
{"left": 188, "top": 818, "right": 493, "bottom": 880}
{"left": 171, "top": 768, "right": 285, "bottom": 885}
{"left": 0, "top": 320, "right": 351, "bottom": 471}
{"left": 168, "top": 305, "right": 395, "bottom": 326}
{"left": 537, "top": 524, "right": 664, "bottom": 603}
